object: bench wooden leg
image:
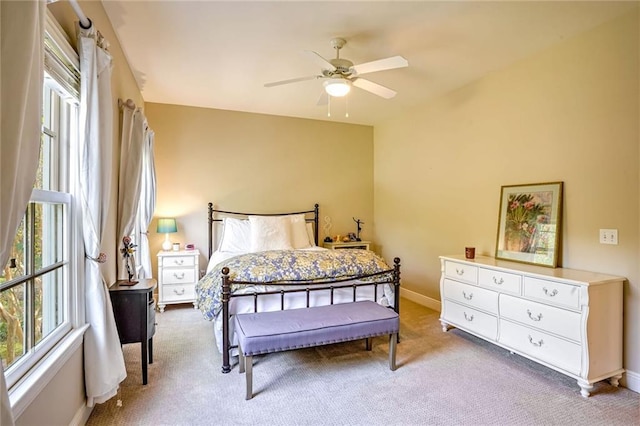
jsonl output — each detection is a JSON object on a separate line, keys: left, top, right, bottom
{"left": 238, "top": 349, "right": 245, "bottom": 374}
{"left": 389, "top": 333, "right": 397, "bottom": 371}
{"left": 245, "top": 355, "right": 253, "bottom": 400}
{"left": 365, "top": 337, "right": 372, "bottom": 351}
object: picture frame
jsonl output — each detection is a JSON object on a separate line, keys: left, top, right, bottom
{"left": 495, "top": 182, "right": 563, "bottom": 267}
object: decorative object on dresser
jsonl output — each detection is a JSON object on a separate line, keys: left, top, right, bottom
{"left": 157, "top": 249, "right": 200, "bottom": 312}
{"left": 323, "top": 240, "right": 371, "bottom": 250}
{"left": 439, "top": 254, "right": 624, "bottom": 397}
{"left": 495, "top": 182, "right": 563, "bottom": 267}
{"left": 109, "top": 279, "right": 157, "bottom": 385}
{"left": 157, "top": 217, "right": 178, "bottom": 251}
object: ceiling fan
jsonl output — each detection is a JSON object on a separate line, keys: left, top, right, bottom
{"left": 264, "top": 38, "right": 408, "bottom": 101}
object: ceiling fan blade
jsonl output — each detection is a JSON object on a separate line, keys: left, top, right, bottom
{"left": 351, "top": 56, "right": 408, "bottom": 76}
{"left": 264, "top": 75, "right": 319, "bottom": 87}
{"left": 304, "top": 50, "right": 337, "bottom": 71}
{"left": 352, "top": 78, "right": 397, "bottom": 99}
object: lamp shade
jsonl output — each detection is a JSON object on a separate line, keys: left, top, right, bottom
{"left": 156, "top": 218, "right": 177, "bottom": 234}
{"left": 324, "top": 78, "right": 351, "bottom": 97}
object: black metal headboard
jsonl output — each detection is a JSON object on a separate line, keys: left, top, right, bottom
{"left": 207, "top": 203, "right": 320, "bottom": 258}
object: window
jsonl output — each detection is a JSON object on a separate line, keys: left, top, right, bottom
{"left": 0, "top": 14, "right": 80, "bottom": 389}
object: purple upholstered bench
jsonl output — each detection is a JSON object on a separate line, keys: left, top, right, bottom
{"left": 235, "top": 300, "right": 399, "bottom": 400}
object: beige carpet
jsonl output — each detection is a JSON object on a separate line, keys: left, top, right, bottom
{"left": 87, "top": 298, "right": 639, "bottom": 425}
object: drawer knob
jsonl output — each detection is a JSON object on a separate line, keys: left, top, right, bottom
{"left": 462, "top": 291, "right": 473, "bottom": 301}
{"left": 493, "top": 276, "right": 504, "bottom": 285}
{"left": 528, "top": 335, "right": 544, "bottom": 347}
{"left": 173, "top": 259, "right": 184, "bottom": 265}
{"left": 173, "top": 288, "right": 185, "bottom": 295}
{"left": 542, "top": 287, "right": 558, "bottom": 297}
{"left": 173, "top": 272, "right": 185, "bottom": 280}
{"left": 527, "top": 309, "right": 543, "bottom": 322}
{"left": 455, "top": 268, "right": 464, "bottom": 276}
{"left": 463, "top": 312, "right": 474, "bottom": 322}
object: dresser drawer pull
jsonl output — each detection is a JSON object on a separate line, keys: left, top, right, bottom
{"left": 526, "top": 309, "right": 543, "bottom": 322}
{"left": 492, "top": 276, "right": 504, "bottom": 285}
{"left": 462, "top": 291, "right": 473, "bottom": 300}
{"left": 542, "top": 287, "right": 558, "bottom": 297}
{"left": 528, "top": 335, "right": 544, "bottom": 347}
{"left": 456, "top": 268, "right": 464, "bottom": 276}
{"left": 463, "top": 312, "right": 474, "bottom": 322}
{"left": 173, "top": 288, "right": 185, "bottom": 295}
{"left": 172, "top": 259, "right": 185, "bottom": 266}
{"left": 173, "top": 272, "right": 185, "bottom": 280}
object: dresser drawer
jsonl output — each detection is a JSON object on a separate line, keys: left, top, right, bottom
{"left": 162, "top": 283, "right": 196, "bottom": 303}
{"left": 478, "top": 268, "right": 521, "bottom": 295}
{"left": 442, "top": 300, "right": 497, "bottom": 340}
{"left": 524, "top": 277, "right": 581, "bottom": 310}
{"left": 442, "top": 279, "right": 498, "bottom": 314}
{"left": 499, "top": 294, "right": 582, "bottom": 342}
{"left": 499, "top": 319, "right": 581, "bottom": 376}
{"left": 444, "top": 261, "right": 478, "bottom": 284}
{"left": 161, "top": 255, "right": 195, "bottom": 268}
{"left": 162, "top": 268, "right": 196, "bottom": 285}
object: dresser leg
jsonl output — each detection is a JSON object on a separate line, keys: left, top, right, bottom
{"left": 440, "top": 320, "right": 451, "bottom": 332}
{"left": 159, "top": 304, "right": 166, "bottom": 313}
{"left": 609, "top": 374, "right": 622, "bottom": 387}
{"left": 577, "top": 380, "right": 593, "bottom": 398}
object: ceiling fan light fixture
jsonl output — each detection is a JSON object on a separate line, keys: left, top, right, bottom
{"left": 324, "top": 78, "right": 351, "bottom": 97}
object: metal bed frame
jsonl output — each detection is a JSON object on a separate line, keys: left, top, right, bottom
{"left": 206, "top": 202, "right": 401, "bottom": 373}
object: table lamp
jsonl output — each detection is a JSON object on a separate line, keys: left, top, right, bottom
{"left": 157, "top": 218, "right": 177, "bottom": 251}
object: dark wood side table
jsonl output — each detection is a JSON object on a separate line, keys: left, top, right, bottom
{"left": 109, "top": 279, "right": 157, "bottom": 385}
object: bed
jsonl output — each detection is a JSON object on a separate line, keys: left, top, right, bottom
{"left": 195, "top": 203, "right": 401, "bottom": 373}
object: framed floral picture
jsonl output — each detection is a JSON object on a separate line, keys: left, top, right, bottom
{"left": 495, "top": 182, "right": 563, "bottom": 267}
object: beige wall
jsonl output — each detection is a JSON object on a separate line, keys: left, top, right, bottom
{"left": 145, "top": 103, "right": 374, "bottom": 274}
{"left": 374, "top": 10, "right": 639, "bottom": 383}
{"left": 13, "top": 1, "right": 144, "bottom": 424}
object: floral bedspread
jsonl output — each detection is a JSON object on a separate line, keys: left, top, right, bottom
{"left": 195, "top": 249, "right": 393, "bottom": 320}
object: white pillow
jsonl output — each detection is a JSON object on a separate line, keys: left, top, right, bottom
{"left": 289, "top": 214, "right": 312, "bottom": 249}
{"left": 306, "top": 222, "right": 316, "bottom": 246}
{"left": 249, "top": 215, "right": 294, "bottom": 252}
{"left": 218, "top": 218, "right": 251, "bottom": 252}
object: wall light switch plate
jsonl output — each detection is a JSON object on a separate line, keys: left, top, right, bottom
{"left": 599, "top": 229, "right": 618, "bottom": 245}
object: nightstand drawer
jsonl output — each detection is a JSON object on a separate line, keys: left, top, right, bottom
{"left": 161, "top": 255, "right": 195, "bottom": 268}
{"left": 162, "top": 283, "right": 195, "bottom": 303}
{"left": 162, "top": 268, "right": 196, "bottom": 284}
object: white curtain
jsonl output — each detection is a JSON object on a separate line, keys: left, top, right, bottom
{"left": 116, "top": 100, "right": 145, "bottom": 280}
{"left": 77, "top": 23, "right": 126, "bottom": 407}
{"left": 137, "top": 128, "right": 157, "bottom": 278}
{"left": 0, "top": 2, "right": 45, "bottom": 424}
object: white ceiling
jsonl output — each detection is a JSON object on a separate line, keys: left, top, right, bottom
{"left": 101, "top": 1, "right": 635, "bottom": 126}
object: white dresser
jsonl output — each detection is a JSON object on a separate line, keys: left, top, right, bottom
{"left": 439, "top": 254, "right": 624, "bottom": 397}
{"left": 157, "top": 250, "right": 200, "bottom": 312}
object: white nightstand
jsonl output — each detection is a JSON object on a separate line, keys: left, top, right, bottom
{"left": 157, "top": 250, "right": 200, "bottom": 312}
{"left": 323, "top": 240, "right": 371, "bottom": 250}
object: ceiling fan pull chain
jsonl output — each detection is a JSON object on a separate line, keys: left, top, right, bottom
{"left": 327, "top": 95, "right": 331, "bottom": 117}
{"left": 345, "top": 96, "right": 349, "bottom": 118}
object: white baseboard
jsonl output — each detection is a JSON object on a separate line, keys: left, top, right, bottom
{"left": 400, "top": 288, "right": 441, "bottom": 312}
{"left": 70, "top": 403, "right": 92, "bottom": 426}
{"left": 623, "top": 369, "right": 640, "bottom": 394}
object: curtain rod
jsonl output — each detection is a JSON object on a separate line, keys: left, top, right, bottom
{"left": 68, "top": 0, "right": 91, "bottom": 29}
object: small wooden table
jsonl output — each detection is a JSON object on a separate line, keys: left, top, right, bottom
{"left": 109, "top": 279, "right": 157, "bottom": 385}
